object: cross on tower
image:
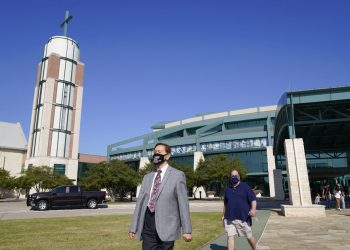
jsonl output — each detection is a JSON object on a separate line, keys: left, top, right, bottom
{"left": 60, "top": 10, "right": 73, "bottom": 37}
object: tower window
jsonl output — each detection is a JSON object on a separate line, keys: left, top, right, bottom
{"left": 53, "top": 164, "right": 66, "bottom": 175}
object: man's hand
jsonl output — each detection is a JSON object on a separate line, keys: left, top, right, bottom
{"left": 128, "top": 232, "right": 136, "bottom": 239}
{"left": 182, "top": 233, "right": 192, "bottom": 242}
{"left": 248, "top": 209, "right": 256, "bottom": 217}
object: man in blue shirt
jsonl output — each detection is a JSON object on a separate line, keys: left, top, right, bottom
{"left": 222, "top": 169, "right": 257, "bottom": 250}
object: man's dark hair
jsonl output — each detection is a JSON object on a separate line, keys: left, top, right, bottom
{"left": 154, "top": 143, "right": 171, "bottom": 154}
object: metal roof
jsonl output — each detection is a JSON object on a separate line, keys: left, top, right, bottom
{"left": 151, "top": 105, "right": 277, "bottom": 130}
{"left": 108, "top": 106, "right": 276, "bottom": 158}
{"left": 273, "top": 86, "right": 350, "bottom": 155}
{"left": 0, "top": 122, "right": 27, "bottom": 151}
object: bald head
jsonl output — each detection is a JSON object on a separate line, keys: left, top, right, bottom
{"left": 231, "top": 170, "right": 240, "bottom": 178}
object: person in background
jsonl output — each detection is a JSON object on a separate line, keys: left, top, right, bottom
{"left": 340, "top": 189, "right": 346, "bottom": 210}
{"left": 334, "top": 183, "right": 342, "bottom": 211}
{"left": 314, "top": 193, "right": 321, "bottom": 205}
{"left": 222, "top": 169, "right": 257, "bottom": 250}
{"left": 325, "top": 185, "right": 331, "bottom": 209}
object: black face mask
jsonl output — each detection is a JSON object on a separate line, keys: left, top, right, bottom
{"left": 152, "top": 153, "right": 167, "bottom": 165}
{"left": 231, "top": 176, "right": 240, "bottom": 186}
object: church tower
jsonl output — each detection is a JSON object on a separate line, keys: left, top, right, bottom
{"left": 25, "top": 11, "right": 84, "bottom": 182}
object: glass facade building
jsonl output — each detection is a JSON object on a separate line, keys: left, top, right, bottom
{"left": 108, "top": 87, "right": 350, "bottom": 198}
{"left": 108, "top": 106, "right": 276, "bottom": 196}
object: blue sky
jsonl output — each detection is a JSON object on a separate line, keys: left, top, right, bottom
{"left": 1, "top": 1, "right": 350, "bottom": 155}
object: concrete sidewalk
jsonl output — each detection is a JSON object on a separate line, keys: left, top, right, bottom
{"left": 201, "top": 210, "right": 271, "bottom": 250}
{"left": 257, "top": 209, "right": 350, "bottom": 250}
{"left": 201, "top": 208, "right": 350, "bottom": 250}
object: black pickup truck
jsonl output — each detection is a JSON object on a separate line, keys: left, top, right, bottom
{"left": 27, "top": 185, "right": 106, "bottom": 211}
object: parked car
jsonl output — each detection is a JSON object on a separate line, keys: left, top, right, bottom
{"left": 27, "top": 185, "right": 106, "bottom": 211}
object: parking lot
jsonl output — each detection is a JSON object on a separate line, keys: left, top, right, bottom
{"left": 0, "top": 199, "right": 223, "bottom": 220}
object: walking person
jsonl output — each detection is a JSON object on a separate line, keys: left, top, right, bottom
{"left": 334, "top": 184, "right": 342, "bottom": 211}
{"left": 340, "top": 190, "right": 346, "bottom": 210}
{"left": 222, "top": 169, "right": 257, "bottom": 250}
{"left": 129, "top": 143, "right": 192, "bottom": 249}
{"left": 320, "top": 185, "right": 325, "bottom": 200}
{"left": 325, "top": 185, "right": 331, "bottom": 209}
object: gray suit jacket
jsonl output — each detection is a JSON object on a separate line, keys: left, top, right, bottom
{"left": 129, "top": 166, "right": 192, "bottom": 241}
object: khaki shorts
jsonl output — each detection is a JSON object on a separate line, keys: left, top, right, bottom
{"left": 224, "top": 219, "right": 253, "bottom": 238}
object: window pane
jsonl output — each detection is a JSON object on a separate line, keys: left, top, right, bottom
{"left": 59, "top": 59, "right": 66, "bottom": 80}
{"left": 53, "top": 164, "right": 66, "bottom": 175}
{"left": 54, "top": 186, "right": 66, "bottom": 193}
{"left": 71, "top": 64, "right": 76, "bottom": 84}
{"left": 64, "top": 61, "right": 73, "bottom": 82}
{"left": 57, "top": 133, "right": 66, "bottom": 157}
{"left": 69, "top": 186, "right": 79, "bottom": 193}
{"left": 51, "top": 131, "right": 58, "bottom": 156}
{"left": 56, "top": 82, "right": 63, "bottom": 104}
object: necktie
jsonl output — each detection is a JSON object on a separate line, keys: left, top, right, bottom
{"left": 148, "top": 170, "right": 162, "bottom": 213}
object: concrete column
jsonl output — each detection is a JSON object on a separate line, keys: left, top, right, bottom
{"left": 267, "top": 146, "right": 284, "bottom": 200}
{"left": 0, "top": 154, "right": 5, "bottom": 169}
{"left": 266, "top": 146, "right": 276, "bottom": 197}
{"left": 281, "top": 138, "right": 325, "bottom": 217}
{"left": 273, "top": 169, "right": 284, "bottom": 200}
{"left": 67, "top": 159, "right": 79, "bottom": 184}
{"left": 193, "top": 151, "right": 204, "bottom": 171}
{"left": 136, "top": 157, "right": 150, "bottom": 197}
{"left": 39, "top": 78, "right": 55, "bottom": 157}
{"left": 193, "top": 151, "right": 206, "bottom": 199}
{"left": 284, "top": 138, "right": 311, "bottom": 206}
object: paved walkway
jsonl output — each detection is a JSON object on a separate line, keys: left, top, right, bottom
{"left": 0, "top": 199, "right": 223, "bottom": 220}
{"left": 201, "top": 210, "right": 271, "bottom": 250}
{"left": 258, "top": 209, "right": 350, "bottom": 250}
{"left": 201, "top": 208, "right": 350, "bottom": 250}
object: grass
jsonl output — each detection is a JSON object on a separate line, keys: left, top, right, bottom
{"left": 0, "top": 212, "right": 223, "bottom": 250}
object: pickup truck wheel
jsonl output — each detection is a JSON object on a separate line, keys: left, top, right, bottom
{"left": 37, "top": 200, "right": 48, "bottom": 211}
{"left": 87, "top": 199, "right": 98, "bottom": 209}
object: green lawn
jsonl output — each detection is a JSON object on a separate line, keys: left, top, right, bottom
{"left": 0, "top": 212, "right": 223, "bottom": 250}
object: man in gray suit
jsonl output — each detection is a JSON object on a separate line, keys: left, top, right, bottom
{"left": 129, "top": 143, "right": 192, "bottom": 249}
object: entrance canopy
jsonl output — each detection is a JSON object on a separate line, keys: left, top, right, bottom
{"left": 273, "top": 86, "right": 350, "bottom": 172}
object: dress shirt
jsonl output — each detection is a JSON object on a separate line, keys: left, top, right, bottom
{"left": 148, "top": 164, "right": 169, "bottom": 204}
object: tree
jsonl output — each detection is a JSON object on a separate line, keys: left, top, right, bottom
{"left": 79, "top": 162, "right": 106, "bottom": 191}
{"left": 139, "top": 160, "right": 195, "bottom": 198}
{"left": 139, "top": 162, "right": 157, "bottom": 180}
{"left": 80, "top": 160, "right": 140, "bottom": 201}
{"left": 140, "top": 160, "right": 194, "bottom": 189}
{"left": 11, "top": 176, "right": 32, "bottom": 199}
{"left": 168, "top": 160, "right": 195, "bottom": 198}
{"left": 192, "top": 159, "right": 211, "bottom": 198}
{"left": 23, "top": 166, "right": 72, "bottom": 192}
{"left": 138, "top": 156, "right": 248, "bottom": 199}
{"left": 205, "top": 155, "right": 232, "bottom": 196}
{"left": 0, "top": 169, "right": 12, "bottom": 198}
{"left": 196, "top": 155, "right": 248, "bottom": 197}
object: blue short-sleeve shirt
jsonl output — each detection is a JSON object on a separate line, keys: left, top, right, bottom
{"left": 224, "top": 182, "right": 256, "bottom": 223}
